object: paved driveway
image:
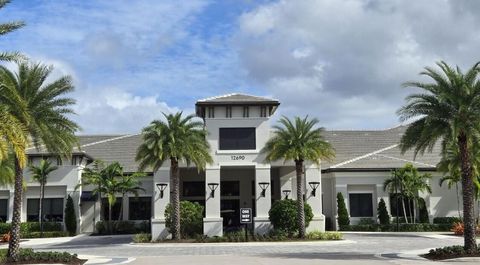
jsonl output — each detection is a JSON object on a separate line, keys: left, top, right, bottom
{"left": 20, "top": 233, "right": 480, "bottom": 265}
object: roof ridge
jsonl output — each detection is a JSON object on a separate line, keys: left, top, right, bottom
{"left": 81, "top": 133, "right": 141, "bottom": 148}
{"left": 197, "top": 92, "right": 278, "bottom": 102}
{"left": 330, "top": 144, "right": 399, "bottom": 168}
{"left": 374, "top": 153, "right": 436, "bottom": 168}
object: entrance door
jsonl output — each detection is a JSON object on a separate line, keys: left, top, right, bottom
{"left": 221, "top": 199, "right": 240, "bottom": 231}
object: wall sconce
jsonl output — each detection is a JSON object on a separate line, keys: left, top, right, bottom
{"left": 258, "top": 182, "right": 270, "bottom": 197}
{"left": 308, "top": 181, "right": 320, "bottom": 197}
{"left": 282, "top": 189, "right": 291, "bottom": 199}
{"left": 208, "top": 183, "right": 219, "bottom": 198}
{"left": 156, "top": 183, "right": 168, "bottom": 199}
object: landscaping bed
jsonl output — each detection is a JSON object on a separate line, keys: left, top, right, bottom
{"left": 0, "top": 249, "right": 85, "bottom": 264}
{"left": 132, "top": 231, "right": 343, "bottom": 243}
{"left": 422, "top": 245, "right": 480, "bottom": 260}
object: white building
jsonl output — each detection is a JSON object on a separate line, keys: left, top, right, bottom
{"left": 4, "top": 93, "right": 466, "bottom": 238}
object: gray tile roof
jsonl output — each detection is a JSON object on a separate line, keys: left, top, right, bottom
{"left": 196, "top": 93, "right": 279, "bottom": 105}
{"left": 26, "top": 125, "right": 443, "bottom": 173}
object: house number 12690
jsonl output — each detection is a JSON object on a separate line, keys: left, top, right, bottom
{"left": 231, "top": 155, "right": 245, "bottom": 160}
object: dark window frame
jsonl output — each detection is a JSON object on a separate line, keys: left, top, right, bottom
{"left": 348, "top": 193, "right": 373, "bottom": 217}
{"left": 219, "top": 127, "right": 256, "bottom": 150}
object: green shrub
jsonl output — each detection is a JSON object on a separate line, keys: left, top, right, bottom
{"left": 418, "top": 198, "right": 429, "bottom": 223}
{"left": 165, "top": 201, "right": 204, "bottom": 238}
{"left": 0, "top": 248, "right": 79, "bottom": 263}
{"left": 337, "top": 193, "right": 349, "bottom": 226}
{"left": 268, "top": 199, "right": 314, "bottom": 236}
{"left": 306, "top": 231, "right": 343, "bottom": 240}
{"left": 133, "top": 233, "right": 152, "bottom": 243}
{"left": 377, "top": 198, "right": 390, "bottom": 225}
{"left": 433, "top": 217, "right": 462, "bottom": 225}
{"left": 65, "top": 195, "right": 77, "bottom": 236}
{"left": 22, "top": 231, "right": 69, "bottom": 238}
{"left": 422, "top": 245, "right": 480, "bottom": 260}
{"left": 358, "top": 218, "right": 375, "bottom": 225}
{"left": 95, "top": 220, "right": 140, "bottom": 235}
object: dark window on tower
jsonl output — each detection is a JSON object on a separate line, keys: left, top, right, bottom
{"left": 219, "top": 128, "right": 256, "bottom": 150}
{"left": 243, "top": 106, "right": 249, "bottom": 118}
{"left": 226, "top": 106, "right": 232, "bottom": 118}
{"left": 349, "top": 193, "right": 373, "bottom": 217}
{"left": 208, "top": 107, "right": 215, "bottom": 118}
{"left": 260, "top": 106, "right": 267, "bottom": 117}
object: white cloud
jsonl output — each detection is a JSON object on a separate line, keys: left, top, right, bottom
{"left": 235, "top": 0, "right": 480, "bottom": 129}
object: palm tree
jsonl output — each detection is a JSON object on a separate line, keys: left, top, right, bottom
{"left": 405, "top": 165, "right": 432, "bottom": 224}
{"left": 263, "top": 116, "right": 335, "bottom": 238}
{"left": 136, "top": 112, "right": 212, "bottom": 240}
{"left": 116, "top": 173, "right": 145, "bottom": 221}
{"left": 398, "top": 61, "right": 480, "bottom": 252}
{"left": 384, "top": 168, "right": 410, "bottom": 223}
{"left": 0, "top": 106, "right": 26, "bottom": 168}
{"left": 0, "top": 62, "right": 79, "bottom": 260}
{"left": 0, "top": 0, "right": 25, "bottom": 62}
{"left": 29, "top": 159, "right": 58, "bottom": 236}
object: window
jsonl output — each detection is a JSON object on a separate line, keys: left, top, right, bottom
{"left": 0, "top": 199, "right": 7, "bottom": 222}
{"left": 260, "top": 106, "right": 267, "bottom": 117}
{"left": 219, "top": 128, "right": 256, "bottom": 150}
{"left": 389, "top": 194, "right": 414, "bottom": 217}
{"left": 243, "top": 106, "right": 249, "bottom": 117}
{"left": 27, "top": 198, "right": 64, "bottom": 222}
{"left": 129, "top": 197, "right": 151, "bottom": 220}
{"left": 183, "top": 181, "right": 205, "bottom": 197}
{"left": 208, "top": 107, "right": 215, "bottom": 118}
{"left": 349, "top": 193, "right": 373, "bottom": 217}
{"left": 221, "top": 181, "right": 239, "bottom": 196}
{"left": 101, "top": 198, "right": 122, "bottom": 221}
{"left": 226, "top": 106, "right": 232, "bottom": 118}
{"left": 56, "top": 157, "right": 62, "bottom": 166}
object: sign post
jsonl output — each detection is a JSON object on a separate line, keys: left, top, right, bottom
{"left": 240, "top": 208, "right": 252, "bottom": 242}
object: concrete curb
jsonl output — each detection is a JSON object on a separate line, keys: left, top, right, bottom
{"left": 128, "top": 239, "right": 356, "bottom": 247}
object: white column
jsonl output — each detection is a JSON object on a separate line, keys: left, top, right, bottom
{"left": 305, "top": 164, "right": 325, "bottom": 232}
{"left": 254, "top": 164, "right": 272, "bottom": 235}
{"left": 279, "top": 167, "right": 295, "bottom": 200}
{"left": 151, "top": 167, "right": 170, "bottom": 240}
{"left": 204, "top": 167, "right": 222, "bottom": 237}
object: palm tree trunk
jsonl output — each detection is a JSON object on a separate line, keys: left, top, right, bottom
{"left": 456, "top": 183, "right": 462, "bottom": 219}
{"left": 171, "top": 158, "right": 181, "bottom": 240}
{"left": 7, "top": 156, "right": 23, "bottom": 261}
{"left": 458, "top": 133, "right": 477, "bottom": 253}
{"left": 295, "top": 160, "right": 306, "bottom": 238}
{"left": 40, "top": 181, "right": 45, "bottom": 237}
{"left": 402, "top": 197, "right": 408, "bottom": 224}
{"left": 117, "top": 194, "right": 124, "bottom": 221}
{"left": 108, "top": 203, "right": 112, "bottom": 234}
{"left": 412, "top": 199, "right": 416, "bottom": 224}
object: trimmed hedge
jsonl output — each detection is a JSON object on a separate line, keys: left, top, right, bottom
{"left": 0, "top": 222, "right": 63, "bottom": 237}
{"left": 423, "top": 244, "right": 480, "bottom": 260}
{"left": 165, "top": 201, "right": 203, "bottom": 238}
{"left": 268, "top": 199, "right": 313, "bottom": 236}
{"left": 0, "top": 248, "right": 82, "bottom": 264}
{"left": 22, "top": 231, "right": 69, "bottom": 238}
{"left": 340, "top": 223, "right": 452, "bottom": 232}
{"left": 433, "top": 217, "right": 462, "bottom": 225}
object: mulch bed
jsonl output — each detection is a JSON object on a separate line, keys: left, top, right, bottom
{"left": 1, "top": 258, "right": 87, "bottom": 265}
{"left": 421, "top": 252, "right": 480, "bottom": 261}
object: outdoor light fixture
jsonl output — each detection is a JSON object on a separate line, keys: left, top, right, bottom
{"left": 308, "top": 181, "right": 320, "bottom": 197}
{"left": 156, "top": 183, "right": 168, "bottom": 198}
{"left": 282, "top": 189, "right": 291, "bottom": 199}
{"left": 258, "top": 182, "right": 270, "bottom": 197}
{"left": 208, "top": 183, "right": 219, "bottom": 198}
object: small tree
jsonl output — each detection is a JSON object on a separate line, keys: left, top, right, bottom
{"left": 269, "top": 199, "right": 313, "bottom": 236}
{"left": 64, "top": 195, "right": 77, "bottom": 236}
{"left": 165, "top": 201, "right": 203, "bottom": 238}
{"left": 337, "top": 192, "right": 349, "bottom": 227}
{"left": 418, "top": 198, "right": 430, "bottom": 223}
{"left": 377, "top": 198, "right": 390, "bottom": 225}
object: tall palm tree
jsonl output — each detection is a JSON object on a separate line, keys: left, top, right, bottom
{"left": 0, "top": 106, "right": 26, "bottom": 167}
{"left": 263, "top": 116, "right": 335, "bottom": 238}
{"left": 398, "top": 61, "right": 480, "bottom": 252}
{"left": 136, "top": 112, "right": 212, "bottom": 240}
{"left": 0, "top": 0, "right": 25, "bottom": 62}
{"left": 0, "top": 62, "right": 79, "bottom": 260}
{"left": 405, "top": 165, "right": 432, "bottom": 224}
{"left": 29, "top": 159, "right": 58, "bottom": 235}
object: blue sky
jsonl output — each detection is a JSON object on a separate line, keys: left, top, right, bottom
{"left": 2, "top": 0, "right": 480, "bottom": 133}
